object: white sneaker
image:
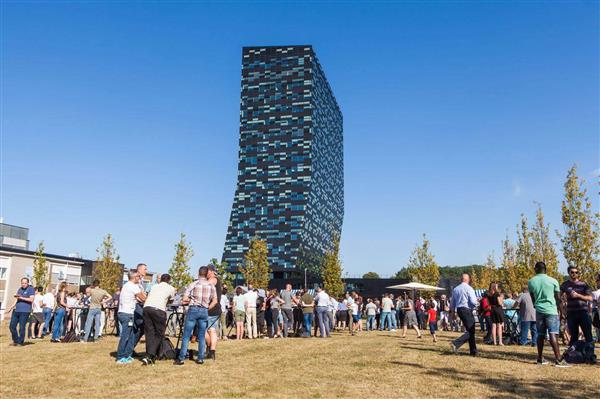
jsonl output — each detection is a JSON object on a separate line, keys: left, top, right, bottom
{"left": 450, "top": 342, "right": 457, "bottom": 353}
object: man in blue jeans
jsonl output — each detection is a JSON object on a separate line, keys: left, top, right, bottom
{"left": 380, "top": 293, "right": 393, "bottom": 331}
{"left": 83, "top": 279, "right": 111, "bottom": 342}
{"left": 514, "top": 286, "right": 537, "bottom": 346}
{"left": 116, "top": 271, "right": 143, "bottom": 364}
{"left": 7, "top": 278, "right": 35, "bottom": 346}
{"left": 301, "top": 289, "right": 314, "bottom": 337}
{"left": 314, "top": 287, "right": 331, "bottom": 338}
{"left": 41, "top": 286, "right": 55, "bottom": 336}
{"left": 174, "top": 266, "right": 217, "bottom": 365}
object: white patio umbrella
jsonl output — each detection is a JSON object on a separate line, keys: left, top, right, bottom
{"left": 386, "top": 282, "right": 445, "bottom": 291}
{"left": 386, "top": 282, "right": 445, "bottom": 301}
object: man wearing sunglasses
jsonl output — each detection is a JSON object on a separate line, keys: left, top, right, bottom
{"left": 560, "top": 266, "right": 594, "bottom": 347}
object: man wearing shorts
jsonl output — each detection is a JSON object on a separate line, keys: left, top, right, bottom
{"left": 402, "top": 294, "right": 422, "bottom": 339}
{"left": 206, "top": 264, "right": 222, "bottom": 360}
{"left": 528, "top": 261, "right": 570, "bottom": 367}
{"left": 30, "top": 287, "right": 45, "bottom": 339}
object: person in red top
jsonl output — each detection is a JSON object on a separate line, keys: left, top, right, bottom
{"left": 480, "top": 294, "right": 492, "bottom": 344}
{"left": 426, "top": 302, "right": 438, "bottom": 342}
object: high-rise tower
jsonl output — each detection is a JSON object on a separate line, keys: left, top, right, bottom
{"left": 223, "top": 45, "right": 343, "bottom": 286}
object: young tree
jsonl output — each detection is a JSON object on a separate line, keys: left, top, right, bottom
{"left": 558, "top": 165, "right": 600, "bottom": 286}
{"left": 531, "top": 204, "right": 560, "bottom": 280}
{"left": 210, "top": 257, "right": 233, "bottom": 288}
{"left": 32, "top": 241, "right": 48, "bottom": 289}
{"left": 477, "top": 252, "right": 498, "bottom": 290}
{"left": 168, "top": 233, "right": 194, "bottom": 290}
{"left": 240, "top": 237, "right": 270, "bottom": 289}
{"left": 362, "top": 271, "right": 380, "bottom": 279}
{"left": 469, "top": 266, "right": 480, "bottom": 289}
{"left": 406, "top": 234, "right": 440, "bottom": 286}
{"left": 509, "top": 215, "right": 535, "bottom": 292}
{"left": 321, "top": 236, "right": 344, "bottom": 297}
{"left": 93, "top": 234, "right": 122, "bottom": 294}
{"left": 499, "top": 233, "right": 519, "bottom": 293}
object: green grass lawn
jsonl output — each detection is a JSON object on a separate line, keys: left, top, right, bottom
{"left": 1, "top": 326, "right": 598, "bottom": 398}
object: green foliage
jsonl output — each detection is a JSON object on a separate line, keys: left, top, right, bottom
{"left": 405, "top": 234, "right": 440, "bottom": 286}
{"left": 437, "top": 265, "right": 485, "bottom": 281}
{"left": 558, "top": 165, "right": 600, "bottom": 286}
{"left": 394, "top": 267, "right": 412, "bottom": 280}
{"left": 240, "top": 237, "right": 270, "bottom": 289}
{"left": 321, "top": 236, "right": 344, "bottom": 297}
{"left": 93, "top": 234, "right": 122, "bottom": 294}
{"left": 499, "top": 232, "right": 521, "bottom": 293}
{"left": 531, "top": 203, "right": 560, "bottom": 280}
{"left": 32, "top": 241, "right": 48, "bottom": 289}
{"left": 474, "top": 252, "right": 498, "bottom": 290}
{"left": 210, "top": 257, "right": 233, "bottom": 288}
{"left": 362, "top": 271, "right": 380, "bottom": 279}
{"left": 168, "top": 233, "right": 194, "bottom": 290}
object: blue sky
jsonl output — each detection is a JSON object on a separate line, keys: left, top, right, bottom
{"left": 1, "top": 1, "right": 598, "bottom": 276}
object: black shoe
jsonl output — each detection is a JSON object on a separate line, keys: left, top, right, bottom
{"left": 209, "top": 350, "right": 216, "bottom": 361}
{"left": 173, "top": 359, "right": 185, "bottom": 366}
{"left": 141, "top": 357, "right": 154, "bottom": 366}
{"left": 195, "top": 359, "right": 204, "bottom": 365}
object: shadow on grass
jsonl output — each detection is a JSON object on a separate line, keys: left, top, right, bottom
{"left": 389, "top": 360, "right": 600, "bottom": 398}
{"left": 405, "top": 342, "right": 540, "bottom": 363}
{"left": 389, "top": 335, "right": 541, "bottom": 364}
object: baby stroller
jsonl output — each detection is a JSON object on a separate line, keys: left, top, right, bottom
{"left": 503, "top": 310, "right": 520, "bottom": 345}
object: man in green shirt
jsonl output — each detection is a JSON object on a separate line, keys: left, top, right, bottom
{"left": 301, "top": 289, "right": 314, "bottom": 338}
{"left": 527, "top": 262, "right": 570, "bottom": 367}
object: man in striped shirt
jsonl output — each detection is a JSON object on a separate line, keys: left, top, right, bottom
{"left": 174, "top": 266, "right": 218, "bottom": 365}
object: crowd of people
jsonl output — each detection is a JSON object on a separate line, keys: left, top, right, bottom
{"left": 5, "top": 261, "right": 599, "bottom": 368}
{"left": 449, "top": 262, "right": 599, "bottom": 367}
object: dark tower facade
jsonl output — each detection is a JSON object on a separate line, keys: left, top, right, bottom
{"left": 223, "top": 45, "right": 343, "bottom": 286}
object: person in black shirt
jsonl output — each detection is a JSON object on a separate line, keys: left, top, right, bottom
{"left": 488, "top": 283, "right": 505, "bottom": 346}
{"left": 560, "top": 266, "right": 594, "bottom": 346}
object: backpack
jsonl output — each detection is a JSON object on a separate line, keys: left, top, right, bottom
{"left": 592, "top": 309, "right": 600, "bottom": 329}
{"left": 564, "top": 340, "right": 597, "bottom": 364}
{"left": 158, "top": 337, "right": 177, "bottom": 360}
{"left": 61, "top": 330, "right": 80, "bottom": 343}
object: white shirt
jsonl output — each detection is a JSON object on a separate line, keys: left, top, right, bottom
{"left": 119, "top": 281, "right": 141, "bottom": 314}
{"left": 366, "top": 302, "right": 377, "bottom": 316}
{"left": 592, "top": 289, "right": 600, "bottom": 310}
{"left": 328, "top": 297, "right": 338, "bottom": 312}
{"left": 144, "top": 282, "right": 175, "bottom": 312}
{"left": 32, "top": 294, "right": 43, "bottom": 313}
{"left": 220, "top": 295, "right": 230, "bottom": 313}
{"left": 244, "top": 290, "right": 258, "bottom": 308}
{"left": 382, "top": 297, "right": 393, "bottom": 312}
{"left": 67, "top": 296, "right": 78, "bottom": 307}
{"left": 430, "top": 299, "right": 439, "bottom": 311}
{"left": 351, "top": 302, "right": 359, "bottom": 313}
{"left": 42, "top": 292, "right": 55, "bottom": 309}
{"left": 315, "top": 291, "right": 330, "bottom": 307}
